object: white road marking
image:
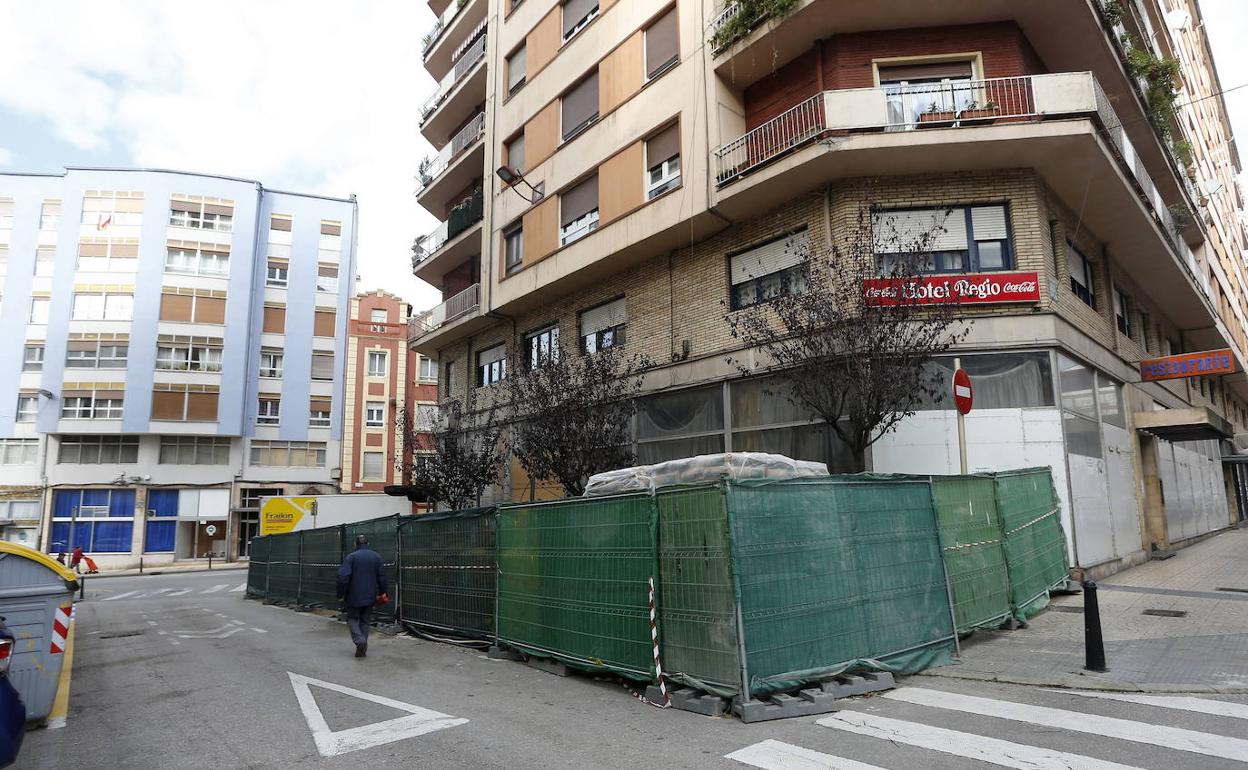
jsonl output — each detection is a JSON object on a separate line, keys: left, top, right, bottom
{"left": 102, "top": 591, "right": 140, "bottom": 601}
{"left": 288, "top": 672, "right": 468, "bottom": 757}
{"left": 884, "top": 687, "right": 1248, "bottom": 763}
{"left": 819, "top": 711, "right": 1142, "bottom": 769}
{"left": 251, "top": 628, "right": 267, "bottom": 633}
{"left": 175, "top": 624, "right": 244, "bottom": 639}
{"left": 1052, "top": 690, "right": 1248, "bottom": 721}
{"left": 201, "top": 584, "right": 230, "bottom": 594}
{"left": 133, "top": 588, "right": 177, "bottom": 600}
{"left": 146, "top": 621, "right": 158, "bottom": 627}
{"left": 170, "top": 640, "right": 180, "bottom": 646}
{"left": 230, "top": 583, "right": 246, "bottom": 592}
{"left": 166, "top": 588, "right": 192, "bottom": 597}
{"left": 230, "top": 620, "right": 245, "bottom": 625}
{"left": 726, "top": 739, "right": 885, "bottom": 770}
{"left": 157, "top": 631, "right": 167, "bottom": 636}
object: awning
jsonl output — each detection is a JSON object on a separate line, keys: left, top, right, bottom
{"left": 1134, "top": 407, "right": 1232, "bottom": 442}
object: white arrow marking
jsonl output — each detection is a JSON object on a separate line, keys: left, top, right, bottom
{"left": 202, "top": 584, "right": 230, "bottom": 594}
{"left": 288, "top": 672, "right": 468, "bottom": 757}
{"left": 230, "top": 583, "right": 246, "bottom": 592}
{"left": 177, "top": 627, "right": 244, "bottom": 640}
{"left": 173, "top": 623, "right": 239, "bottom": 637}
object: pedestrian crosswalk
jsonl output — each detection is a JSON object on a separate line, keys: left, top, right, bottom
{"left": 100, "top": 582, "right": 247, "bottom": 600}
{"left": 727, "top": 686, "right": 1248, "bottom": 770}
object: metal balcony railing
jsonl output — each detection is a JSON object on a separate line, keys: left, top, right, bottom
{"left": 417, "top": 112, "right": 485, "bottom": 191}
{"left": 422, "top": 0, "right": 470, "bottom": 57}
{"left": 412, "top": 188, "right": 484, "bottom": 268}
{"left": 420, "top": 32, "right": 487, "bottom": 123}
{"left": 714, "top": 93, "right": 825, "bottom": 185}
{"left": 409, "top": 283, "right": 480, "bottom": 342}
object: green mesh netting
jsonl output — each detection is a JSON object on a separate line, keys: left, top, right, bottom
{"left": 931, "top": 475, "right": 1012, "bottom": 633}
{"left": 343, "top": 515, "right": 402, "bottom": 622}
{"left": 266, "top": 532, "right": 302, "bottom": 604}
{"left": 399, "top": 507, "right": 497, "bottom": 638}
{"left": 299, "top": 526, "right": 343, "bottom": 608}
{"left": 655, "top": 487, "right": 740, "bottom": 696}
{"left": 994, "top": 468, "right": 1071, "bottom": 620}
{"left": 725, "top": 478, "right": 957, "bottom": 697}
{"left": 497, "top": 494, "right": 658, "bottom": 681}
{"left": 246, "top": 535, "right": 271, "bottom": 598}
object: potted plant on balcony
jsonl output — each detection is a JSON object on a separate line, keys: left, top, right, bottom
{"left": 918, "top": 102, "right": 956, "bottom": 126}
{"left": 417, "top": 157, "right": 434, "bottom": 187}
{"left": 958, "top": 100, "right": 998, "bottom": 123}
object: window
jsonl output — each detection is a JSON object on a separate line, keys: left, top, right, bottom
{"left": 729, "top": 229, "right": 810, "bottom": 310}
{"left": 29, "top": 298, "right": 50, "bottom": 324}
{"left": 637, "top": 384, "right": 725, "bottom": 464}
{"left": 316, "top": 264, "right": 339, "bottom": 293}
{"left": 72, "top": 292, "right": 134, "bottom": 321}
{"left": 78, "top": 241, "right": 139, "bottom": 273}
{"left": 443, "top": 361, "right": 454, "bottom": 396}
{"left": 66, "top": 343, "right": 129, "bottom": 369}
{"left": 1067, "top": 240, "right": 1096, "bottom": 308}
{"left": 562, "top": 0, "right": 599, "bottom": 41}
{"left": 34, "top": 248, "right": 56, "bottom": 277}
{"left": 23, "top": 345, "right": 44, "bottom": 371}
{"left": 646, "top": 124, "right": 681, "bottom": 199}
{"left": 249, "top": 440, "right": 327, "bottom": 467}
{"left": 561, "top": 71, "right": 600, "bottom": 140}
{"left": 580, "top": 297, "right": 627, "bottom": 353}
{"left": 16, "top": 395, "right": 38, "bottom": 422}
{"left": 58, "top": 436, "right": 139, "bottom": 464}
{"left": 260, "top": 351, "right": 283, "bottom": 378}
{"left": 160, "top": 292, "right": 226, "bottom": 324}
{"left": 418, "top": 357, "right": 438, "bottom": 382}
{"left": 366, "top": 401, "right": 385, "bottom": 427}
{"left": 150, "top": 389, "right": 219, "bottom": 421}
{"left": 156, "top": 343, "right": 222, "bottom": 372}
{"left": 507, "top": 45, "right": 527, "bottom": 95}
{"left": 504, "top": 223, "right": 524, "bottom": 275}
{"left": 1113, "top": 287, "right": 1132, "bottom": 337}
{"left": 525, "top": 325, "right": 560, "bottom": 370}
{"left": 320, "top": 221, "right": 343, "bottom": 251}
{"left": 257, "top": 397, "right": 281, "bottom": 425}
{"left": 61, "top": 390, "right": 124, "bottom": 419}
{"left": 0, "top": 439, "right": 38, "bottom": 465}
{"left": 878, "top": 60, "right": 976, "bottom": 126}
{"left": 645, "top": 7, "right": 678, "bottom": 79}
{"left": 362, "top": 452, "right": 385, "bottom": 480}
{"left": 40, "top": 200, "right": 61, "bottom": 231}
{"left": 263, "top": 304, "right": 286, "bottom": 333}
{"left": 158, "top": 436, "right": 231, "bottom": 465}
{"left": 311, "top": 353, "right": 335, "bottom": 381}
{"left": 313, "top": 309, "right": 336, "bottom": 337}
{"left": 477, "top": 344, "right": 507, "bottom": 386}
{"left": 165, "top": 245, "right": 229, "bottom": 277}
{"left": 239, "top": 487, "right": 282, "bottom": 510}
{"left": 370, "top": 308, "right": 389, "bottom": 323}
{"left": 415, "top": 404, "right": 439, "bottom": 431}
{"left": 560, "top": 174, "right": 599, "bottom": 245}
{"left": 505, "top": 134, "right": 525, "bottom": 175}
{"left": 266, "top": 261, "right": 289, "bottom": 287}
{"left": 367, "top": 350, "right": 388, "bottom": 377}
{"left": 873, "top": 205, "right": 1012, "bottom": 274}
{"left": 80, "top": 192, "right": 144, "bottom": 229}
{"left": 309, "top": 399, "right": 332, "bottom": 428}
{"left": 169, "top": 200, "right": 233, "bottom": 232}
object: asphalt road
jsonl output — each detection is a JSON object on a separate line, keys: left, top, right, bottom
{"left": 18, "top": 569, "right": 1248, "bottom": 769}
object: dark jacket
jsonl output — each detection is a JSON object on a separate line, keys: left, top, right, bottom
{"left": 336, "top": 547, "right": 388, "bottom": 608}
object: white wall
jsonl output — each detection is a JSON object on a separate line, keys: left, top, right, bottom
{"left": 1159, "top": 439, "right": 1226, "bottom": 543}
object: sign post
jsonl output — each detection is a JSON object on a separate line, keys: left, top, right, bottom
{"left": 952, "top": 362, "right": 973, "bottom": 475}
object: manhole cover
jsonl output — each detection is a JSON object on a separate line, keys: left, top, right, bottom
{"left": 1215, "top": 587, "right": 1248, "bottom": 594}
{"left": 99, "top": 631, "right": 145, "bottom": 639}
{"left": 1141, "top": 609, "right": 1187, "bottom": 618}
{"left": 1050, "top": 605, "right": 1083, "bottom": 613}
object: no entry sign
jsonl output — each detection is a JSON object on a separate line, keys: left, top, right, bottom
{"left": 953, "top": 368, "right": 973, "bottom": 414}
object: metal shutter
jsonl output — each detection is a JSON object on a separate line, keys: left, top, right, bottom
{"left": 478, "top": 344, "right": 507, "bottom": 365}
{"left": 580, "top": 298, "right": 626, "bottom": 336}
{"left": 970, "top": 205, "right": 1008, "bottom": 240}
{"left": 561, "top": 174, "right": 599, "bottom": 227}
{"left": 562, "top": 72, "right": 599, "bottom": 137}
{"left": 873, "top": 208, "right": 968, "bottom": 253}
{"left": 730, "top": 230, "right": 809, "bottom": 285}
{"left": 645, "top": 8, "right": 678, "bottom": 77}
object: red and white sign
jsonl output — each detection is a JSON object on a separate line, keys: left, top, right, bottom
{"left": 50, "top": 603, "right": 71, "bottom": 654}
{"left": 863, "top": 271, "right": 1042, "bottom": 306}
{"left": 953, "top": 369, "right": 973, "bottom": 415}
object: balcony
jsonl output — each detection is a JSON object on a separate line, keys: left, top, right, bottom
{"left": 422, "top": 0, "right": 486, "bottom": 82}
{"left": 411, "top": 188, "right": 484, "bottom": 284}
{"left": 420, "top": 30, "right": 488, "bottom": 146}
{"left": 416, "top": 113, "right": 485, "bottom": 213}
{"left": 711, "top": 71, "right": 1216, "bottom": 333}
{"left": 408, "top": 283, "right": 480, "bottom": 345}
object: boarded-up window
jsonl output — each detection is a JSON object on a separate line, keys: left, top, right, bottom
{"left": 562, "top": 71, "right": 599, "bottom": 140}
{"left": 313, "top": 310, "right": 336, "bottom": 338}
{"left": 645, "top": 7, "right": 678, "bottom": 78}
{"left": 151, "top": 391, "right": 185, "bottom": 420}
{"left": 160, "top": 294, "right": 193, "bottom": 322}
{"left": 263, "top": 306, "right": 286, "bottom": 334}
{"left": 194, "top": 296, "right": 226, "bottom": 325}
{"left": 186, "top": 392, "right": 219, "bottom": 421}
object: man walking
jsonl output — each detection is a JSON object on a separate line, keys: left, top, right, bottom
{"left": 336, "top": 534, "right": 387, "bottom": 658}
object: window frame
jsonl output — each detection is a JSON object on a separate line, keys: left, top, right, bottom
{"left": 168, "top": 202, "right": 233, "bottom": 233}
{"left": 477, "top": 344, "right": 507, "bottom": 387}
{"left": 525, "top": 325, "right": 560, "bottom": 371}
{"left": 418, "top": 357, "right": 438, "bottom": 382}
{"left": 57, "top": 435, "right": 140, "bottom": 464}
{"left": 265, "top": 261, "right": 289, "bottom": 287}
{"left": 259, "top": 351, "right": 284, "bottom": 379}
{"left": 361, "top": 451, "right": 385, "bottom": 481}
{"left": 165, "top": 245, "right": 230, "bottom": 277}
{"left": 16, "top": 395, "right": 38, "bottom": 422}
{"left": 873, "top": 204, "right": 1014, "bottom": 275}
{"left": 366, "top": 350, "right": 388, "bottom": 378}
{"left": 257, "top": 397, "right": 281, "bottom": 425}
{"left": 365, "top": 401, "right": 386, "bottom": 428}
{"left": 646, "top": 154, "right": 681, "bottom": 200}
{"left": 1113, "top": 286, "right": 1133, "bottom": 338}
{"left": 155, "top": 343, "right": 223, "bottom": 373}
{"left": 562, "top": 0, "right": 600, "bottom": 42}
{"left": 248, "top": 440, "right": 327, "bottom": 468}
{"left": 504, "top": 222, "right": 524, "bottom": 275}
{"left": 1067, "top": 239, "right": 1096, "bottom": 308}
{"left": 157, "top": 435, "right": 231, "bottom": 465}
{"left": 23, "top": 346, "right": 45, "bottom": 371}
{"left": 728, "top": 230, "right": 811, "bottom": 311}
{"left": 65, "top": 344, "right": 129, "bottom": 370}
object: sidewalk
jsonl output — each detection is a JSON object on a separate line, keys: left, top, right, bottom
{"left": 83, "top": 561, "right": 248, "bottom": 579}
{"left": 920, "top": 526, "right": 1248, "bottom": 693}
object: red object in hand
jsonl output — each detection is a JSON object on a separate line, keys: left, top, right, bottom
{"left": 375, "top": 593, "right": 390, "bottom": 607}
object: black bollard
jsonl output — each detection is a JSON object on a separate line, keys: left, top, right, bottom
{"left": 1083, "top": 579, "right": 1108, "bottom": 672}
{"left": 79, "top": 576, "right": 85, "bottom": 601}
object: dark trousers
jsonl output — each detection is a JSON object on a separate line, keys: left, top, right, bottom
{"left": 346, "top": 605, "right": 372, "bottom": 646}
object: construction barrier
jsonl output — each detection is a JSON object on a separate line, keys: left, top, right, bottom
{"left": 245, "top": 534, "right": 270, "bottom": 598}
{"left": 298, "top": 527, "right": 342, "bottom": 609}
{"left": 994, "top": 468, "right": 1071, "bottom": 619}
{"left": 398, "top": 507, "right": 497, "bottom": 638}
{"left": 266, "top": 531, "right": 302, "bottom": 604}
{"left": 344, "top": 515, "right": 402, "bottom": 622}
{"left": 930, "top": 475, "right": 1012, "bottom": 633}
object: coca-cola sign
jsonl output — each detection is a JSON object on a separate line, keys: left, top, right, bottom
{"left": 862, "top": 271, "right": 1041, "bottom": 306}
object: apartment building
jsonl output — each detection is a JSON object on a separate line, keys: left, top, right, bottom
{"left": 409, "top": 0, "right": 1248, "bottom": 578}
{"left": 341, "top": 290, "right": 439, "bottom": 494}
{"left": 0, "top": 167, "right": 357, "bottom": 566}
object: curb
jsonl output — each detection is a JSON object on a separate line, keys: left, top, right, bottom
{"left": 46, "top": 618, "right": 75, "bottom": 729}
{"left": 85, "top": 564, "right": 249, "bottom": 580}
{"left": 916, "top": 667, "right": 1248, "bottom": 695}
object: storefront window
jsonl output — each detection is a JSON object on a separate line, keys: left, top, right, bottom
{"left": 916, "top": 352, "right": 1055, "bottom": 410}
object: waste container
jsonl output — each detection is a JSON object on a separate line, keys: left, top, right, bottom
{"left": 0, "top": 542, "right": 78, "bottom": 723}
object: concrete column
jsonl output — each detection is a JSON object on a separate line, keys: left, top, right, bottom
{"left": 1137, "top": 434, "right": 1169, "bottom": 551}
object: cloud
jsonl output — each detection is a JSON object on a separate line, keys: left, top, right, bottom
{"left": 0, "top": 1, "right": 442, "bottom": 310}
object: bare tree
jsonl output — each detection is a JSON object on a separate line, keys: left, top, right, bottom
{"left": 504, "top": 341, "right": 651, "bottom": 497}
{"left": 725, "top": 195, "right": 970, "bottom": 471}
{"left": 396, "top": 399, "right": 506, "bottom": 510}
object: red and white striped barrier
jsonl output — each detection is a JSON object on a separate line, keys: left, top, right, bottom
{"left": 50, "top": 603, "right": 71, "bottom": 654}
{"left": 645, "top": 577, "right": 670, "bottom": 708}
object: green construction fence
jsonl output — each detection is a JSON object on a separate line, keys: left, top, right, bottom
{"left": 245, "top": 534, "right": 270, "bottom": 598}
{"left": 398, "top": 507, "right": 497, "bottom": 638}
{"left": 994, "top": 467, "right": 1071, "bottom": 619}
{"left": 265, "top": 531, "right": 302, "bottom": 604}
{"left": 344, "top": 515, "right": 402, "bottom": 622}
{"left": 929, "top": 475, "right": 1012, "bottom": 633}
{"left": 298, "top": 526, "right": 343, "bottom": 609}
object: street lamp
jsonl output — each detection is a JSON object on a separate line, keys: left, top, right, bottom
{"left": 496, "top": 165, "right": 545, "bottom": 203}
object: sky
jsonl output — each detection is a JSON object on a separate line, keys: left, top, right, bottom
{"left": 1, "top": 2, "right": 1247, "bottom": 314}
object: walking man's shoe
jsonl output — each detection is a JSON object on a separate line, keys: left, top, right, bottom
{"left": 355, "top": 643, "right": 366, "bottom": 658}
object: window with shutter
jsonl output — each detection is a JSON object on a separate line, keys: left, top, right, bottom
{"left": 645, "top": 7, "right": 678, "bottom": 79}
{"left": 507, "top": 45, "right": 526, "bottom": 94}
{"left": 263, "top": 305, "right": 286, "bottom": 334}
{"left": 562, "top": 0, "right": 599, "bottom": 41}
{"left": 1067, "top": 240, "right": 1096, "bottom": 308}
{"left": 362, "top": 452, "right": 385, "bottom": 480}
{"left": 729, "top": 230, "right": 810, "bottom": 310}
{"left": 187, "top": 392, "right": 219, "bottom": 421}
{"left": 151, "top": 391, "right": 187, "bottom": 420}
{"left": 314, "top": 310, "right": 336, "bottom": 337}
{"left": 477, "top": 344, "right": 507, "bottom": 386}
{"left": 311, "top": 353, "right": 335, "bottom": 381}
{"left": 561, "top": 71, "right": 599, "bottom": 140}
{"left": 560, "top": 174, "right": 599, "bottom": 245}
{"left": 646, "top": 123, "right": 681, "bottom": 199}
{"left": 193, "top": 296, "right": 226, "bottom": 324}
{"left": 873, "top": 205, "right": 1012, "bottom": 274}
{"left": 580, "top": 297, "right": 627, "bottom": 352}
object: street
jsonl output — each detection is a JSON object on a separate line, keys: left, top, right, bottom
{"left": 13, "top": 569, "right": 1248, "bottom": 769}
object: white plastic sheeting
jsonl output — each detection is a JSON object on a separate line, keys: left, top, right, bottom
{"left": 1159, "top": 439, "right": 1227, "bottom": 544}
{"left": 583, "top": 452, "right": 829, "bottom": 496}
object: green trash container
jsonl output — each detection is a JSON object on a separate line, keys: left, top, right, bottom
{"left": 0, "top": 541, "right": 78, "bottom": 723}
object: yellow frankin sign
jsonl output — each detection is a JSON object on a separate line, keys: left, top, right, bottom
{"left": 259, "top": 497, "right": 315, "bottom": 536}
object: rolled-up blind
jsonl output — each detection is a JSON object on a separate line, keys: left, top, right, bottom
{"left": 647, "top": 123, "right": 680, "bottom": 168}
{"left": 562, "top": 0, "right": 598, "bottom": 37}
{"left": 203, "top": 203, "right": 233, "bottom": 215}
{"left": 186, "top": 392, "right": 218, "bottom": 421}
{"left": 309, "top": 398, "right": 332, "bottom": 412}
{"left": 151, "top": 391, "right": 185, "bottom": 420}
{"left": 580, "top": 298, "right": 626, "bottom": 335}
{"left": 729, "top": 230, "right": 809, "bottom": 284}
{"left": 478, "top": 344, "right": 506, "bottom": 365}
{"left": 560, "top": 174, "right": 599, "bottom": 227}
{"left": 321, "top": 222, "right": 341, "bottom": 236}
{"left": 970, "top": 205, "right": 1008, "bottom": 240}
{"left": 877, "top": 60, "right": 973, "bottom": 82}
{"left": 270, "top": 216, "right": 292, "bottom": 232}
{"left": 507, "top": 46, "right": 526, "bottom": 91}
{"left": 561, "top": 71, "right": 599, "bottom": 138}
{"left": 311, "top": 354, "right": 335, "bottom": 380}
{"left": 66, "top": 339, "right": 98, "bottom": 352}
{"left": 645, "top": 7, "right": 678, "bottom": 77}
{"left": 873, "top": 208, "right": 968, "bottom": 253}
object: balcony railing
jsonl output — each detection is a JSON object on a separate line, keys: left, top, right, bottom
{"left": 417, "top": 112, "right": 485, "bottom": 190}
{"left": 412, "top": 188, "right": 484, "bottom": 268}
{"left": 421, "top": 0, "right": 469, "bottom": 56}
{"left": 709, "top": 1, "right": 763, "bottom": 53}
{"left": 715, "top": 93, "right": 825, "bottom": 185}
{"left": 409, "top": 283, "right": 480, "bottom": 342}
{"left": 420, "top": 32, "right": 487, "bottom": 123}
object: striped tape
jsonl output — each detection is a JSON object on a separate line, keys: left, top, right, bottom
{"left": 50, "top": 603, "right": 71, "bottom": 654}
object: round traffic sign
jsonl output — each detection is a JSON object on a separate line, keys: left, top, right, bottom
{"left": 204, "top": 524, "right": 218, "bottom": 536}
{"left": 953, "top": 368, "right": 973, "bottom": 415}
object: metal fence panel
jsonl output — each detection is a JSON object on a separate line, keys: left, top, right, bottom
{"left": 399, "top": 507, "right": 497, "bottom": 637}
{"left": 299, "top": 526, "right": 343, "bottom": 608}
{"left": 931, "top": 475, "right": 1012, "bottom": 633}
{"left": 246, "top": 535, "right": 271, "bottom": 598}
{"left": 266, "top": 532, "right": 302, "bottom": 604}
{"left": 994, "top": 468, "right": 1070, "bottom": 619}
{"left": 343, "top": 515, "right": 403, "bottom": 622}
